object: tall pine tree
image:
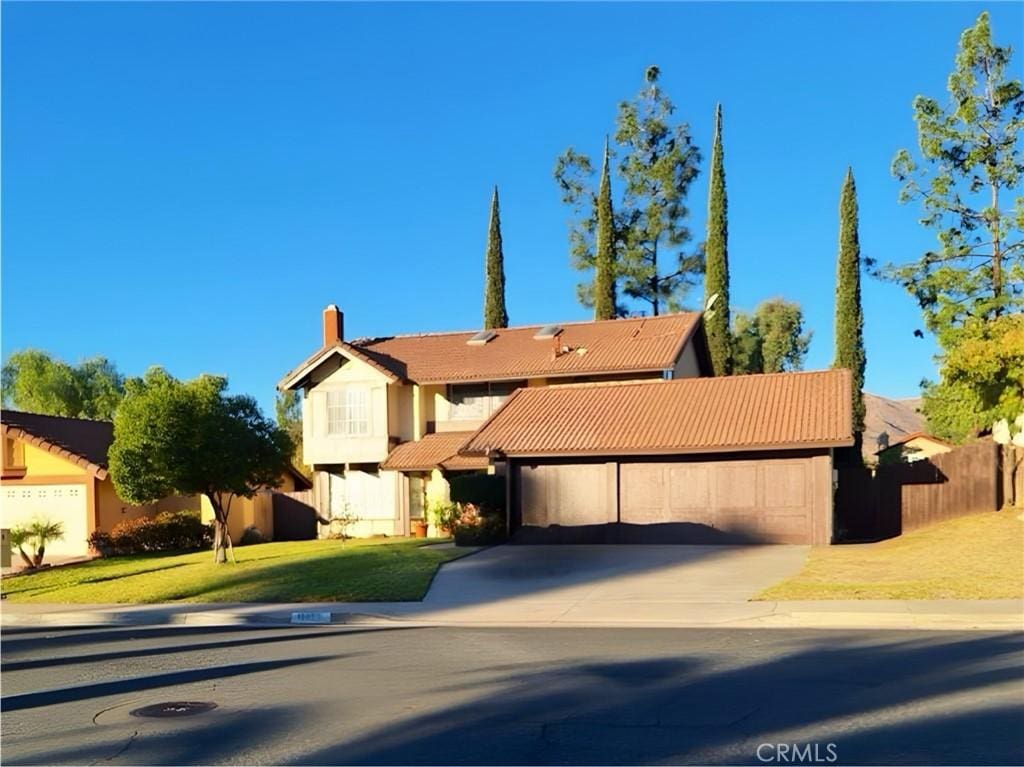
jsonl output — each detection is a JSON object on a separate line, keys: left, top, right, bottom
{"left": 704, "top": 104, "right": 731, "bottom": 375}
{"left": 593, "top": 138, "right": 618, "bottom": 320}
{"left": 483, "top": 186, "right": 509, "bottom": 329}
{"left": 833, "top": 168, "right": 867, "bottom": 460}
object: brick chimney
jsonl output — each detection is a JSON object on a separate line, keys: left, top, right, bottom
{"left": 323, "top": 304, "right": 344, "bottom": 345}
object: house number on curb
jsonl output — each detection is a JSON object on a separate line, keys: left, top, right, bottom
{"left": 291, "top": 611, "right": 332, "bottom": 624}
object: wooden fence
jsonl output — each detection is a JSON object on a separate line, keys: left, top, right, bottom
{"left": 272, "top": 490, "right": 318, "bottom": 541}
{"left": 835, "top": 441, "right": 1003, "bottom": 542}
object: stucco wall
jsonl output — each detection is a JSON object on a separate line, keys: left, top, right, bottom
{"left": 304, "top": 357, "right": 391, "bottom": 465}
{"left": 671, "top": 342, "right": 702, "bottom": 379}
{"left": 19, "top": 442, "right": 89, "bottom": 478}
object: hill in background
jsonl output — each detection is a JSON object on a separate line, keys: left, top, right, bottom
{"left": 863, "top": 392, "right": 925, "bottom": 463}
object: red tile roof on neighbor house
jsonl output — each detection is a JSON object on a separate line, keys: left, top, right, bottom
{"left": 380, "top": 432, "right": 488, "bottom": 472}
{"left": 461, "top": 369, "right": 854, "bottom": 458}
{"left": 1, "top": 409, "right": 113, "bottom": 478}
{"left": 279, "top": 313, "right": 705, "bottom": 388}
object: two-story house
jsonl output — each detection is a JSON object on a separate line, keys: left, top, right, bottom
{"left": 280, "top": 305, "right": 854, "bottom": 545}
{"left": 278, "top": 305, "right": 712, "bottom": 538}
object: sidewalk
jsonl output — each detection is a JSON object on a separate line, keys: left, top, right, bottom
{"left": 3, "top": 597, "right": 1021, "bottom": 631}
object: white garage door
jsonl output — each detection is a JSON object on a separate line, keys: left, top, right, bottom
{"left": 1, "top": 484, "right": 90, "bottom": 557}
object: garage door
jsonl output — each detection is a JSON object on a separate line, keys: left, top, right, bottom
{"left": 514, "top": 454, "right": 831, "bottom": 545}
{"left": 1, "top": 484, "right": 91, "bottom": 557}
{"left": 619, "top": 458, "right": 819, "bottom": 543}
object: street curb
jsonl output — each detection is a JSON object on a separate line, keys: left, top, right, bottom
{"left": 3, "top": 606, "right": 1021, "bottom": 632}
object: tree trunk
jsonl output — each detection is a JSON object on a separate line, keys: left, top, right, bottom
{"left": 16, "top": 546, "right": 34, "bottom": 570}
{"left": 33, "top": 545, "right": 45, "bottom": 568}
{"left": 207, "top": 493, "right": 231, "bottom": 564}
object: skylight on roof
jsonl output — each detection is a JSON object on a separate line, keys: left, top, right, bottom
{"left": 467, "top": 330, "right": 497, "bottom": 346}
{"left": 533, "top": 324, "right": 562, "bottom": 340}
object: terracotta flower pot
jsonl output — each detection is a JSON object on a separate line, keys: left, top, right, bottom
{"left": 411, "top": 520, "right": 428, "bottom": 539}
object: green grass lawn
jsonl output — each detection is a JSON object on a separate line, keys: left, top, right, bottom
{"left": 759, "top": 509, "right": 1024, "bottom": 601}
{"left": 1, "top": 538, "right": 468, "bottom": 604}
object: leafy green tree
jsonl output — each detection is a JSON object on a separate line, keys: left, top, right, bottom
{"left": 833, "top": 168, "right": 867, "bottom": 457}
{"left": 555, "top": 66, "right": 702, "bottom": 316}
{"left": 275, "top": 390, "right": 309, "bottom": 477}
{"left": 879, "top": 12, "right": 1023, "bottom": 441}
{"left": 732, "top": 299, "right": 812, "bottom": 374}
{"left": 704, "top": 103, "right": 731, "bottom": 375}
{"left": 109, "top": 368, "right": 293, "bottom": 563}
{"left": 483, "top": 186, "right": 509, "bottom": 329}
{"left": 593, "top": 139, "right": 618, "bottom": 320}
{"left": 922, "top": 313, "right": 1024, "bottom": 440}
{"left": 1, "top": 350, "right": 125, "bottom": 420}
{"left": 880, "top": 11, "right": 1023, "bottom": 335}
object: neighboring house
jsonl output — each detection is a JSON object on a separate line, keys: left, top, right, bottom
{"left": 279, "top": 305, "right": 854, "bottom": 544}
{"left": 863, "top": 392, "right": 925, "bottom": 465}
{"left": 198, "top": 465, "right": 312, "bottom": 542}
{"left": 876, "top": 432, "right": 953, "bottom": 465}
{"left": 0, "top": 410, "right": 193, "bottom": 557}
{"left": 1, "top": 409, "right": 311, "bottom": 557}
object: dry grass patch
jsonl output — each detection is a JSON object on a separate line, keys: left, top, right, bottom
{"left": 759, "top": 509, "right": 1024, "bottom": 600}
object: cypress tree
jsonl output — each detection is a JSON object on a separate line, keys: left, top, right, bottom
{"left": 833, "top": 168, "right": 867, "bottom": 458}
{"left": 704, "top": 104, "right": 731, "bottom": 375}
{"left": 593, "top": 138, "right": 617, "bottom": 320}
{"left": 483, "top": 186, "right": 509, "bottom": 329}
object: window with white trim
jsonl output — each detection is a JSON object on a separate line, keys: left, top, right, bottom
{"left": 327, "top": 389, "right": 370, "bottom": 436}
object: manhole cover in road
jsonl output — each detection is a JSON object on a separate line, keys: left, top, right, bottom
{"left": 130, "top": 701, "right": 218, "bottom": 718}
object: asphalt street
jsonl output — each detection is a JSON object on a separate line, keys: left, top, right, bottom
{"left": 1, "top": 625, "right": 1021, "bottom": 765}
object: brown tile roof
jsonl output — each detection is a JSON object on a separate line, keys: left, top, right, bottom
{"left": 380, "top": 431, "right": 488, "bottom": 472}
{"left": 280, "top": 313, "right": 705, "bottom": 388}
{"left": 1, "top": 410, "right": 113, "bottom": 478}
{"left": 462, "top": 370, "right": 854, "bottom": 457}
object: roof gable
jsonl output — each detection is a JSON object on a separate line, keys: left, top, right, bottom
{"left": 278, "top": 342, "right": 403, "bottom": 391}
{"left": 1, "top": 410, "right": 113, "bottom": 478}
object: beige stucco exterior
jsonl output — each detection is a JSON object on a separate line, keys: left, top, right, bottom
{"left": 292, "top": 331, "right": 708, "bottom": 539}
{"left": 877, "top": 435, "right": 953, "bottom": 465}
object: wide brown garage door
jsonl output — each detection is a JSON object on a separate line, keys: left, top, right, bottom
{"left": 514, "top": 452, "right": 833, "bottom": 545}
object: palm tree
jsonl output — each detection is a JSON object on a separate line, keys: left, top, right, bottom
{"left": 28, "top": 518, "right": 65, "bottom": 567}
{"left": 8, "top": 526, "right": 36, "bottom": 569}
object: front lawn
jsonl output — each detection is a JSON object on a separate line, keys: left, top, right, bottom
{"left": 1, "top": 538, "right": 467, "bottom": 604}
{"left": 759, "top": 509, "right": 1024, "bottom": 600}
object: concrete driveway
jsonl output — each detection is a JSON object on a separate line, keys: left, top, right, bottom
{"left": 423, "top": 545, "right": 809, "bottom": 624}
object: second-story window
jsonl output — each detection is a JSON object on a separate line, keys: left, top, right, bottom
{"left": 327, "top": 389, "right": 370, "bottom": 436}
{"left": 448, "top": 381, "right": 524, "bottom": 420}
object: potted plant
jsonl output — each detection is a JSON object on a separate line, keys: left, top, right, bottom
{"left": 427, "top": 500, "right": 457, "bottom": 538}
{"left": 411, "top": 519, "right": 428, "bottom": 538}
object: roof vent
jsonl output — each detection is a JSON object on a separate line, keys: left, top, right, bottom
{"left": 533, "top": 324, "right": 562, "bottom": 340}
{"left": 467, "top": 330, "right": 497, "bottom": 346}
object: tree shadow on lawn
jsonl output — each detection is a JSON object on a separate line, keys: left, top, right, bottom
{"left": 289, "top": 631, "right": 1024, "bottom": 766}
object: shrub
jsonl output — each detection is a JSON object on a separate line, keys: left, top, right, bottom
{"left": 449, "top": 474, "right": 505, "bottom": 511}
{"left": 427, "top": 500, "right": 458, "bottom": 533}
{"left": 105, "top": 510, "right": 211, "bottom": 555}
{"left": 452, "top": 503, "right": 507, "bottom": 547}
{"left": 239, "top": 526, "right": 266, "bottom": 546}
{"left": 87, "top": 531, "right": 115, "bottom": 558}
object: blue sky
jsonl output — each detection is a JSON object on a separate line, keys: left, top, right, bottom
{"left": 3, "top": 2, "right": 1021, "bottom": 416}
